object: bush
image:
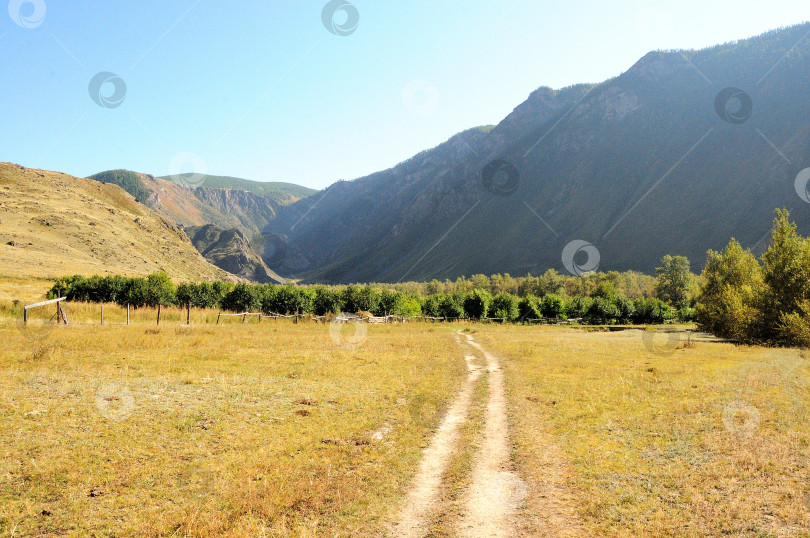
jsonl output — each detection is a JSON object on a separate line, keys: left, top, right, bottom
{"left": 222, "top": 283, "right": 261, "bottom": 312}
{"left": 517, "top": 295, "right": 542, "bottom": 321}
{"left": 491, "top": 293, "right": 519, "bottom": 320}
{"left": 632, "top": 297, "right": 672, "bottom": 324}
{"left": 312, "top": 286, "right": 342, "bottom": 316}
{"left": 463, "top": 289, "right": 492, "bottom": 320}
{"left": 540, "top": 294, "right": 565, "bottom": 319}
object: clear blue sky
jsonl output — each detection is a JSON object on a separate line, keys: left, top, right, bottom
{"left": 1, "top": 0, "right": 807, "bottom": 190}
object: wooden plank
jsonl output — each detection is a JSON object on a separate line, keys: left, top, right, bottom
{"left": 24, "top": 297, "right": 65, "bottom": 310}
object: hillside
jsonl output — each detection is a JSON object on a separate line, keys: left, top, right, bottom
{"left": 265, "top": 24, "right": 810, "bottom": 283}
{"left": 187, "top": 225, "right": 284, "bottom": 284}
{"left": 158, "top": 174, "right": 316, "bottom": 202}
{"left": 0, "top": 163, "right": 235, "bottom": 281}
{"left": 90, "top": 170, "right": 305, "bottom": 275}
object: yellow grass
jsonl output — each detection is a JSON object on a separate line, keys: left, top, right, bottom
{"left": 0, "top": 163, "right": 231, "bottom": 281}
{"left": 3, "top": 276, "right": 809, "bottom": 536}
{"left": 478, "top": 325, "right": 810, "bottom": 536}
{"left": 0, "top": 301, "right": 467, "bottom": 536}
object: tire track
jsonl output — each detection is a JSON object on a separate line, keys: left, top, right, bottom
{"left": 392, "top": 348, "right": 482, "bottom": 537}
{"left": 456, "top": 331, "right": 526, "bottom": 537}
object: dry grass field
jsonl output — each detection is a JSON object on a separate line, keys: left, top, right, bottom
{"left": 2, "top": 279, "right": 809, "bottom": 536}
{"left": 0, "top": 291, "right": 467, "bottom": 536}
{"left": 478, "top": 325, "right": 810, "bottom": 536}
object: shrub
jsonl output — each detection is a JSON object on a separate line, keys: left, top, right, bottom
{"left": 222, "top": 283, "right": 260, "bottom": 312}
{"left": 540, "top": 294, "right": 565, "bottom": 319}
{"left": 312, "top": 286, "right": 342, "bottom": 316}
{"left": 632, "top": 297, "right": 671, "bottom": 324}
{"left": 463, "top": 289, "right": 492, "bottom": 320}
{"left": 491, "top": 293, "right": 519, "bottom": 320}
{"left": 517, "top": 295, "right": 542, "bottom": 321}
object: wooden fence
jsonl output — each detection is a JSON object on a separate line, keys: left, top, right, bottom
{"left": 17, "top": 299, "right": 586, "bottom": 328}
{"left": 23, "top": 297, "right": 68, "bottom": 325}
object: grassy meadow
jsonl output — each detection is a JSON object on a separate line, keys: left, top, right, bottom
{"left": 0, "top": 285, "right": 467, "bottom": 536}
{"left": 1, "top": 279, "right": 809, "bottom": 536}
{"left": 478, "top": 325, "right": 810, "bottom": 536}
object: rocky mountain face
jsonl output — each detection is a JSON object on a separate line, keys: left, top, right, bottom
{"left": 264, "top": 24, "right": 810, "bottom": 283}
{"left": 90, "top": 170, "right": 302, "bottom": 281}
{"left": 186, "top": 225, "right": 284, "bottom": 284}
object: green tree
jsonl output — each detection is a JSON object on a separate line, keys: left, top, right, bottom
{"left": 144, "top": 272, "right": 176, "bottom": 307}
{"left": 696, "top": 238, "right": 763, "bottom": 340}
{"left": 312, "top": 286, "right": 342, "bottom": 316}
{"left": 491, "top": 292, "right": 519, "bottom": 320}
{"left": 463, "top": 289, "right": 492, "bottom": 319}
{"left": 540, "top": 294, "right": 565, "bottom": 319}
{"left": 517, "top": 295, "right": 542, "bottom": 321}
{"left": 759, "top": 209, "right": 810, "bottom": 344}
{"left": 222, "top": 283, "right": 260, "bottom": 312}
{"left": 654, "top": 255, "right": 693, "bottom": 309}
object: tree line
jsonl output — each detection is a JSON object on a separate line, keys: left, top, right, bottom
{"left": 44, "top": 208, "right": 809, "bottom": 343}
{"left": 48, "top": 252, "right": 697, "bottom": 324}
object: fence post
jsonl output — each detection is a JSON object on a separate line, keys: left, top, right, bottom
{"left": 157, "top": 304, "right": 161, "bottom": 326}
{"left": 59, "top": 301, "right": 68, "bottom": 325}
{"left": 187, "top": 303, "right": 191, "bottom": 326}
{"left": 242, "top": 313, "right": 247, "bottom": 324}
{"left": 101, "top": 305, "right": 104, "bottom": 326}
{"left": 216, "top": 313, "right": 221, "bottom": 325}
{"left": 126, "top": 304, "right": 130, "bottom": 326}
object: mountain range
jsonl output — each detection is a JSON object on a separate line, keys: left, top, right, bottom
{"left": 265, "top": 23, "right": 810, "bottom": 283}
{"left": 6, "top": 24, "right": 810, "bottom": 285}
